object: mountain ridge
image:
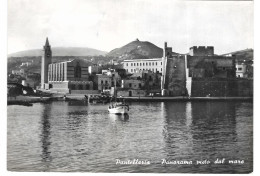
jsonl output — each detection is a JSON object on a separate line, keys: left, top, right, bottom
{"left": 8, "top": 47, "right": 107, "bottom": 57}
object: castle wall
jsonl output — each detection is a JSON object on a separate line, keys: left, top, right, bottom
{"left": 189, "top": 46, "right": 214, "bottom": 56}
{"left": 164, "top": 55, "right": 187, "bottom": 96}
{"left": 191, "top": 78, "right": 253, "bottom": 97}
{"left": 187, "top": 55, "right": 236, "bottom": 78}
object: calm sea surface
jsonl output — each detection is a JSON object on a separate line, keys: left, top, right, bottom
{"left": 7, "top": 101, "right": 253, "bottom": 173}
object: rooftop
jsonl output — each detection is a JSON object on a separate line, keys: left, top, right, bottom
{"left": 122, "top": 58, "right": 163, "bottom": 62}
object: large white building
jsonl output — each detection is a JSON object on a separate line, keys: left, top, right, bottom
{"left": 122, "top": 58, "right": 163, "bottom": 73}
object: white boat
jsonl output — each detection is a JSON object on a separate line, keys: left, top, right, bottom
{"left": 108, "top": 102, "right": 129, "bottom": 114}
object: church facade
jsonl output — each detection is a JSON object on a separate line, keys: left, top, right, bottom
{"left": 41, "top": 38, "right": 94, "bottom": 94}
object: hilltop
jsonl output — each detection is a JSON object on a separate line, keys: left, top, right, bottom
{"left": 106, "top": 39, "right": 165, "bottom": 61}
{"left": 8, "top": 47, "right": 107, "bottom": 57}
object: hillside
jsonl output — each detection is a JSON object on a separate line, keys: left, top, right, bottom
{"left": 7, "top": 55, "right": 111, "bottom": 74}
{"left": 106, "top": 39, "right": 164, "bottom": 61}
{"left": 8, "top": 47, "right": 107, "bottom": 57}
{"left": 232, "top": 49, "right": 253, "bottom": 61}
{"left": 221, "top": 49, "right": 253, "bottom": 61}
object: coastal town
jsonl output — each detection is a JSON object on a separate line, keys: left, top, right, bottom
{"left": 7, "top": 37, "right": 253, "bottom": 105}
{"left": 6, "top": 0, "right": 254, "bottom": 174}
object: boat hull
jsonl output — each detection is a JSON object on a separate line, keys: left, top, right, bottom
{"left": 108, "top": 106, "right": 129, "bottom": 114}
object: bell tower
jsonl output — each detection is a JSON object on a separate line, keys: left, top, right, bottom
{"left": 41, "top": 37, "right": 52, "bottom": 89}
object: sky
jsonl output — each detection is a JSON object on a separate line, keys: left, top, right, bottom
{"left": 8, "top": 0, "right": 253, "bottom": 55}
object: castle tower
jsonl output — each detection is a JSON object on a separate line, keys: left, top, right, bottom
{"left": 41, "top": 37, "right": 52, "bottom": 89}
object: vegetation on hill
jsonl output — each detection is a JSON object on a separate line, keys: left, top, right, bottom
{"left": 7, "top": 56, "right": 112, "bottom": 75}
{"left": 106, "top": 39, "right": 164, "bottom": 61}
{"left": 231, "top": 49, "right": 253, "bottom": 62}
{"left": 221, "top": 49, "right": 253, "bottom": 61}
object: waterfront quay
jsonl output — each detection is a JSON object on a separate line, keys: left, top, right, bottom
{"left": 118, "top": 96, "right": 253, "bottom": 102}
{"left": 7, "top": 94, "right": 253, "bottom": 106}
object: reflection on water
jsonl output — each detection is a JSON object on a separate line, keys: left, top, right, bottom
{"left": 40, "top": 104, "right": 52, "bottom": 171}
{"left": 68, "top": 100, "right": 88, "bottom": 106}
{"left": 7, "top": 101, "right": 253, "bottom": 173}
{"left": 190, "top": 102, "right": 237, "bottom": 156}
{"left": 109, "top": 113, "right": 130, "bottom": 123}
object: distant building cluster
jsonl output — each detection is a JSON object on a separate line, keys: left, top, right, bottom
{"left": 8, "top": 37, "right": 251, "bottom": 98}
{"left": 221, "top": 49, "right": 253, "bottom": 78}
{"left": 38, "top": 38, "right": 164, "bottom": 96}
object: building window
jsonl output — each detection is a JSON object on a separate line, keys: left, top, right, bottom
{"left": 105, "top": 80, "right": 108, "bottom": 84}
{"left": 238, "top": 68, "right": 242, "bottom": 71}
{"left": 131, "top": 69, "right": 133, "bottom": 72}
{"left": 161, "top": 62, "right": 162, "bottom": 65}
{"left": 126, "top": 63, "right": 128, "bottom": 66}
{"left": 59, "top": 63, "right": 62, "bottom": 81}
{"left": 149, "top": 62, "right": 151, "bottom": 66}
{"left": 53, "top": 65, "right": 56, "bottom": 81}
{"left": 146, "top": 63, "right": 148, "bottom": 66}
{"left": 139, "top": 83, "right": 142, "bottom": 88}
{"left": 161, "top": 68, "right": 162, "bottom": 71}
{"left": 137, "top": 63, "right": 139, "bottom": 66}
{"left": 143, "top": 63, "right": 145, "bottom": 66}
{"left": 131, "top": 63, "right": 133, "bottom": 66}
{"left": 101, "top": 80, "right": 103, "bottom": 84}
{"left": 152, "top": 62, "right": 154, "bottom": 66}
{"left": 63, "top": 63, "right": 65, "bottom": 81}
{"left": 74, "top": 62, "right": 81, "bottom": 78}
{"left": 78, "top": 84, "right": 83, "bottom": 90}
{"left": 156, "top": 62, "right": 157, "bottom": 65}
{"left": 134, "top": 63, "right": 135, "bottom": 66}
{"left": 129, "top": 83, "right": 132, "bottom": 88}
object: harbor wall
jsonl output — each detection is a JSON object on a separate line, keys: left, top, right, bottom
{"left": 70, "top": 90, "right": 100, "bottom": 94}
{"left": 117, "top": 89, "right": 147, "bottom": 97}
